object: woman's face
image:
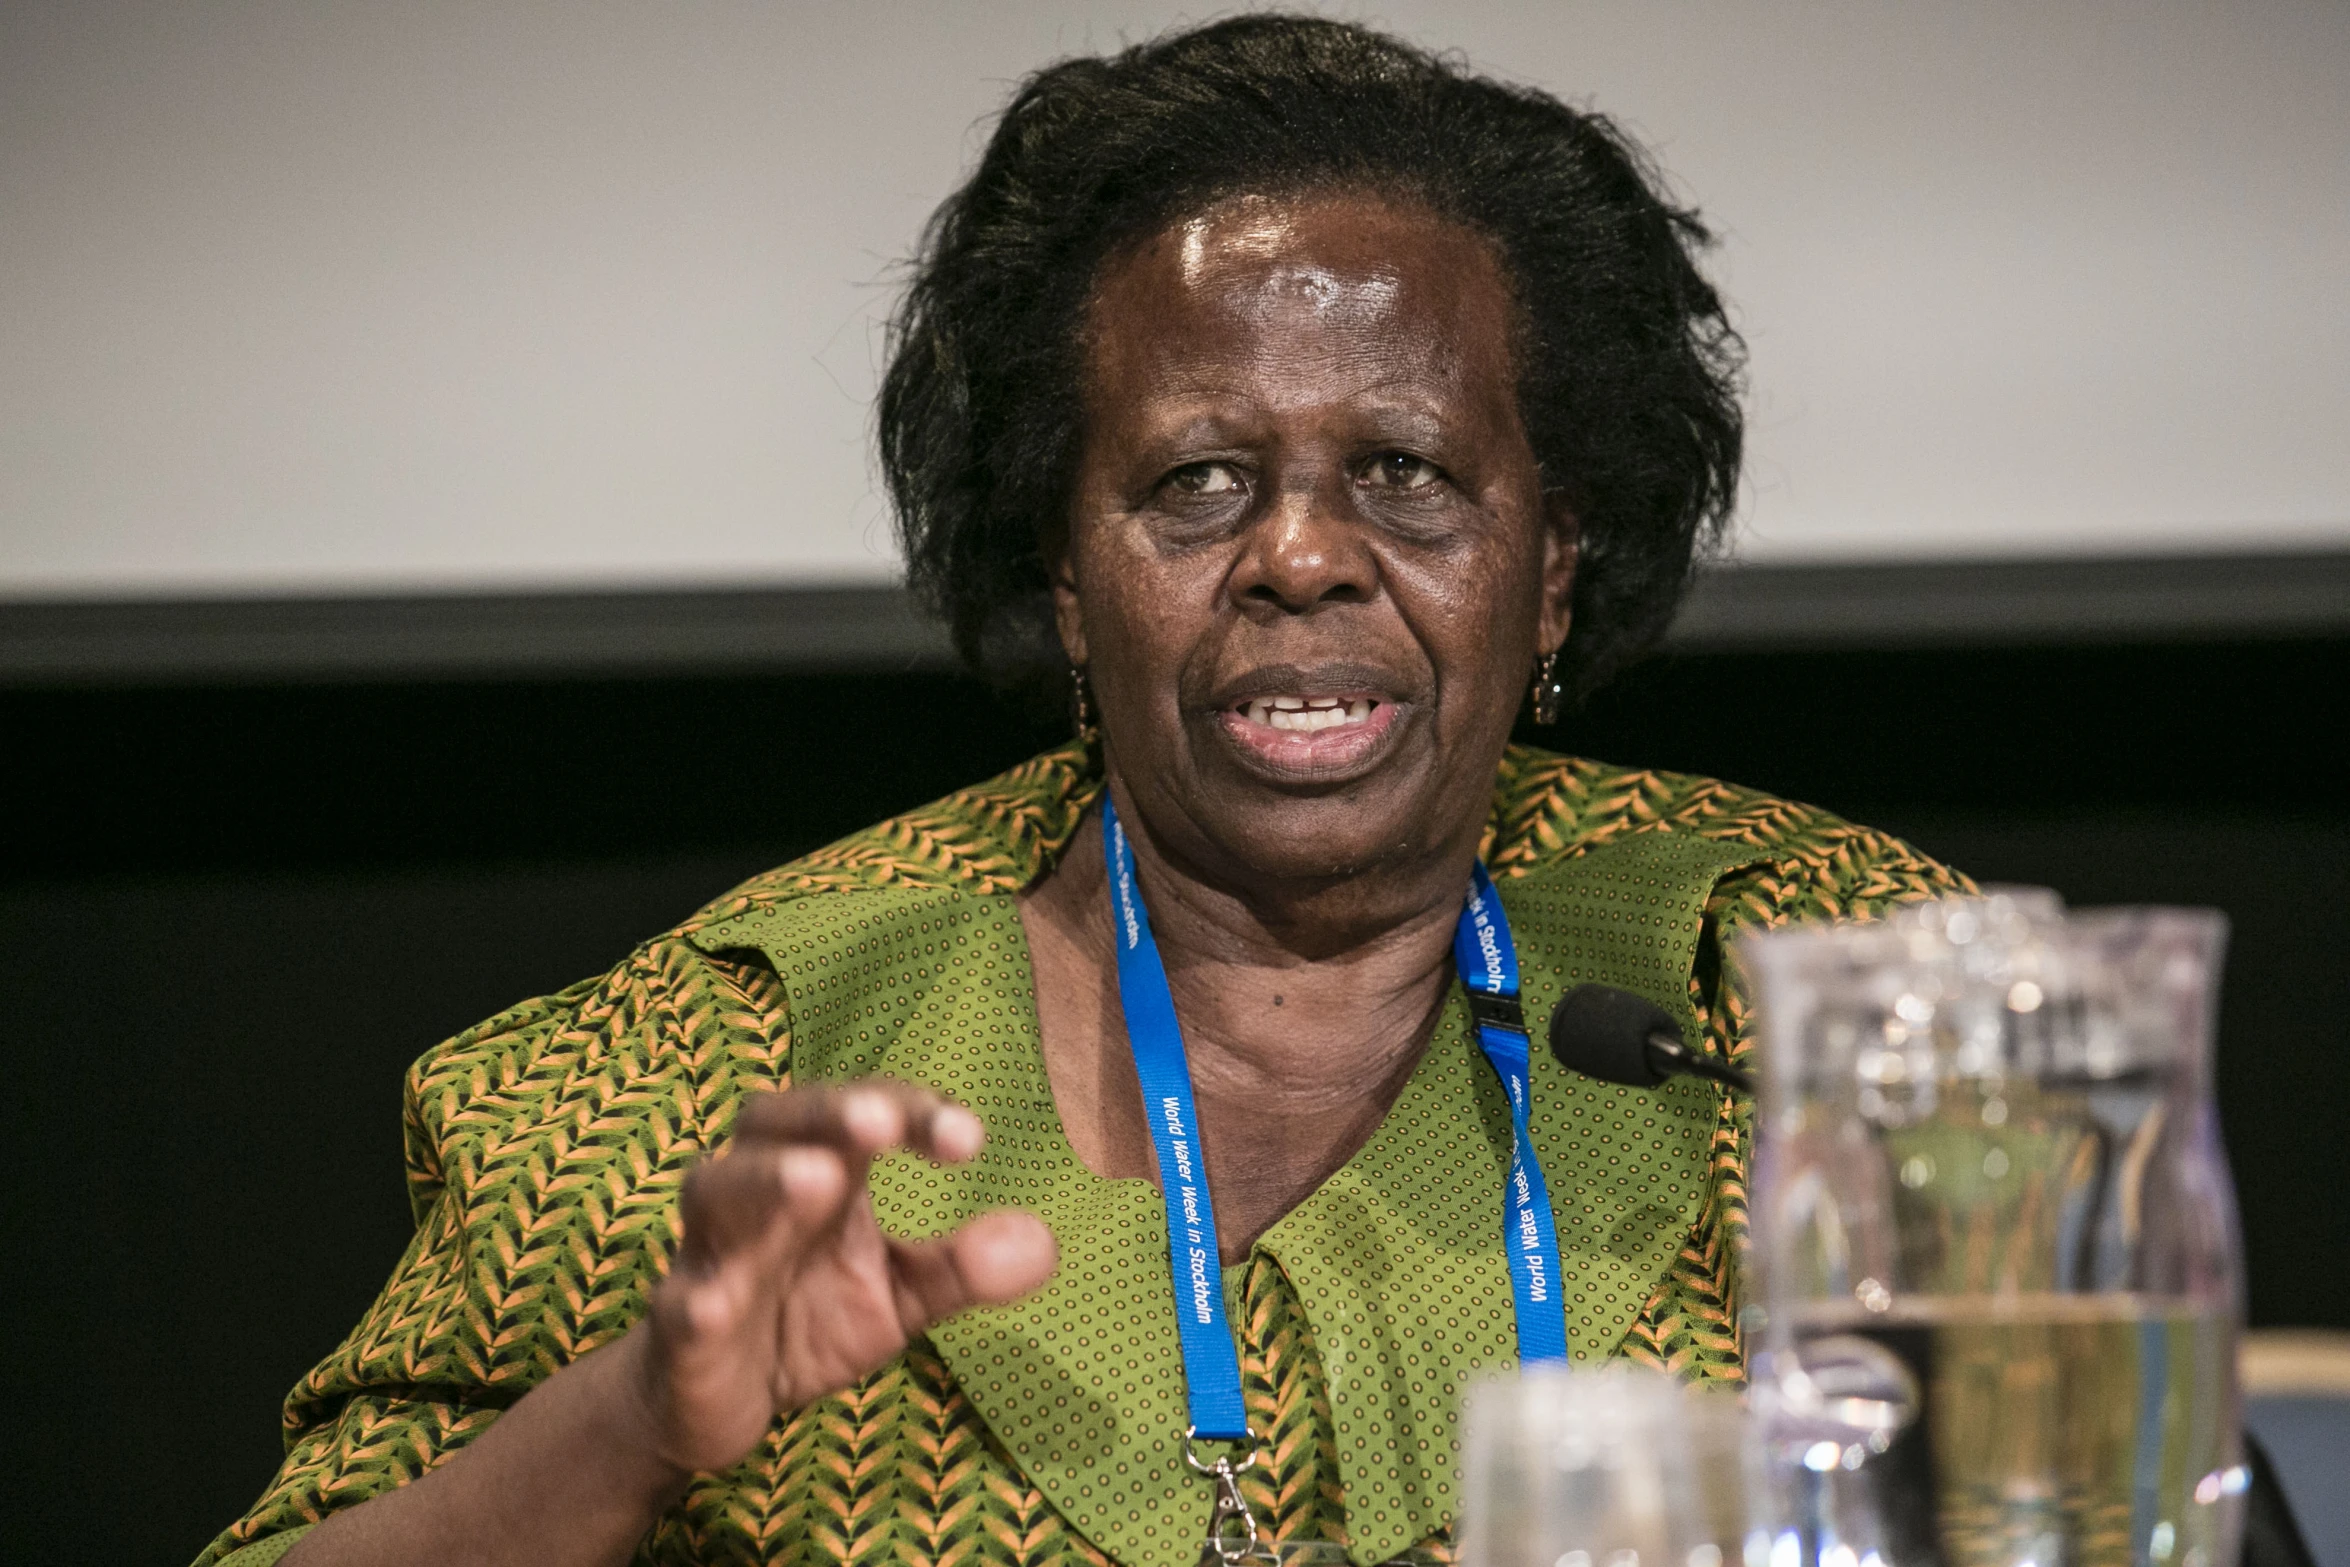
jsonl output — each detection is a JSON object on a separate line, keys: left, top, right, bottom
{"left": 1057, "top": 193, "right": 1575, "bottom": 892}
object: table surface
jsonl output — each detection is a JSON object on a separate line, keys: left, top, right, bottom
{"left": 2248, "top": 1397, "right": 2350, "bottom": 1567}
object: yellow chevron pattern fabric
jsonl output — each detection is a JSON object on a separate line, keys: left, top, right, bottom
{"left": 198, "top": 743, "right": 1967, "bottom": 1567}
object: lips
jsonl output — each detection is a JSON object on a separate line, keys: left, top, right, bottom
{"left": 1214, "top": 686, "right": 1401, "bottom": 775}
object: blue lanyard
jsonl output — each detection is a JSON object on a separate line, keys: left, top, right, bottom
{"left": 1451, "top": 858, "right": 1570, "bottom": 1366}
{"left": 1101, "top": 800, "right": 1568, "bottom": 1446}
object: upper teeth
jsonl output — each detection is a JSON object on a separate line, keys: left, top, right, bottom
{"left": 1242, "top": 696, "right": 1374, "bottom": 731}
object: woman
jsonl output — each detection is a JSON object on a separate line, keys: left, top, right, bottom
{"left": 204, "top": 17, "right": 1962, "bottom": 1567}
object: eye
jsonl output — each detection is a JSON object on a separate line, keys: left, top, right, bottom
{"left": 1363, "top": 452, "right": 1444, "bottom": 491}
{"left": 1164, "top": 461, "right": 1244, "bottom": 496}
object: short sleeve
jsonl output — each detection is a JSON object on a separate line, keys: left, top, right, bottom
{"left": 192, "top": 938, "right": 794, "bottom": 1565}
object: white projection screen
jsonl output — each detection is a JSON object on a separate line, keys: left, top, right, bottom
{"left": 3, "top": 0, "right": 2347, "bottom": 602}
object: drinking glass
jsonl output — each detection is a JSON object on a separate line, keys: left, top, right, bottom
{"left": 1458, "top": 1363, "right": 1748, "bottom": 1567}
{"left": 1738, "top": 895, "right": 2248, "bottom": 1567}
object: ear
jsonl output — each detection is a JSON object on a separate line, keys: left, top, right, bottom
{"left": 1046, "top": 530, "right": 1089, "bottom": 668}
{"left": 1534, "top": 492, "right": 1580, "bottom": 655}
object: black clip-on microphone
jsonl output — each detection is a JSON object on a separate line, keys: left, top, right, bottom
{"left": 1547, "top": 983, "right": 1756, "bottom": 1096}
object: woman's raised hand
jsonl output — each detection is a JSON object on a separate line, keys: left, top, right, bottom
{"left": 283, "top": 1080, "right": 1054, "bottom": 1567}
{"left": 634, "top": 1080, "right": 1059, "bottom": 1475}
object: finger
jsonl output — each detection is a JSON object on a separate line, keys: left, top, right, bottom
{"left": 730, "top": 1081, "right": 984, "bottom": 1166}
{"left": 673, "top": 1141, "right": 850, "bottom": 1279}
{"left": 883, "top": 1209, "right": 1058, "bottom": 1334}
{"left": 732, "top": 1081, "right": 982, "bottom": 1164}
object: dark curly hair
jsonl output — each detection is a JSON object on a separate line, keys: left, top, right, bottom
{"left": 878, "top": 13, "right": 1742, "bottom": 708}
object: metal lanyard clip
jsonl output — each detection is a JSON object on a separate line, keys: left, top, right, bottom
{"left": 1186, "top": 1427, "right": 1265, "bottom": 1566}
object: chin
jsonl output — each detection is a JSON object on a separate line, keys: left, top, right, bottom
{"left": 1113, "top": 700, "right": 1494, "bottom": 886}
{"left": 1184, "top": 745, "right": 1448, "bottom": 884}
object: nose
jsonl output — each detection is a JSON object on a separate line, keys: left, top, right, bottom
{"left": 1227, "top": 485, "right": 1377, "bottom": 616}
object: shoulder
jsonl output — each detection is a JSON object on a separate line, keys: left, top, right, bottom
{"left": 680, "top": 742, "right": 1100, "bottom": 932}
{"left": 1486, "top": 744, "right": 1972, "bottom": 937}
{"left": 398, "top": 935, "right": 793, "bottom": 1205}
{"left": 401, "top": 747, "right": 1100, "bottom": 1143}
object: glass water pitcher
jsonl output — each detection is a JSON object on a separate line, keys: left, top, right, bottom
{"left": 1738, "top": 895, "right": 2248, "bottom": 1567}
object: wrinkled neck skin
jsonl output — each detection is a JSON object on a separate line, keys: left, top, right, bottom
{"left": 1019, "top": 756, "right": 1484, "bottom": 1261}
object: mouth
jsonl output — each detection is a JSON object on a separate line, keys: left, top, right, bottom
{"left": 1214, "top": 687, "right": 1403, "bottom": 776}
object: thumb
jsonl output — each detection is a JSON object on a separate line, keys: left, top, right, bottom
{"left": 884, "top": 1209, "right": 1058, "bottom": 1334}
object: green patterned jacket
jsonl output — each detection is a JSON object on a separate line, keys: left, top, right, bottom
{"left": 201, "top": 743, "right": 1966, "bottom": 1567}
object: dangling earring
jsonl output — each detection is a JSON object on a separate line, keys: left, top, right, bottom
{"left": 1530, "top": 650, "right": 1563, "bottom": 727}
{"left": 1070, "top": 663, "right": 1098, "bottom": 743}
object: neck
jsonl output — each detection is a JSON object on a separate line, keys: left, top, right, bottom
{"left": 1022, "top": 774, "right": 1484, "bottom": 1259}
{"left": 1106, "top": 778, "right": 1466, "bottom": 1108}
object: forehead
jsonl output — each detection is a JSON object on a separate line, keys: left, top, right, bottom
{"left": 1084, "top": 193, "right": 1518, "bottom": 390}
